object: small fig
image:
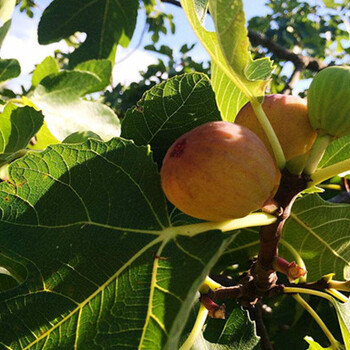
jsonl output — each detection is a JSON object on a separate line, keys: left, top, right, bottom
{"left": 160, "top": 121, "right": 280, "bottom": 222}
{"left": 307, "top": 66, "right": 350, "bottom": 138}
{"left": 235, "top": 94, "right": 317, "bottom": 161}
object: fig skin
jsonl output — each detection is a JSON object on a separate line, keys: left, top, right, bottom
{"left": 307, "top": 66, "right": 350, "bottom": 138}
{"left": 160, "top": 121, "right": 280, "bottom": 222}
{"left": 235, "top": 94, "right": 317, "bottom": 161}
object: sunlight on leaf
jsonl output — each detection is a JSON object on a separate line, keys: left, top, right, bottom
{"left": 32, "top": 70, "right": 120, "bottom": 141}
{"left": 122, "top": 72, "right": 221, "bottom": 165}
{"left": 282, "top": 195, "right": 350, "bottom": 281}
{"left": 0, "top": 138, "right": 235, "bottom": 349}
{"left": 180, "top": 0, "right": 273, "bottom": 121}
{"left": 0, "top": 104, "right": 43, "bottom": 166}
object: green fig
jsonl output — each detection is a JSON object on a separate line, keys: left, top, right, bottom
{"left": 307, "top": 66, "right": 350, "bottom": 138}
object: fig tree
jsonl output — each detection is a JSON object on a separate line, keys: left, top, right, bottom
{"left": 235, "top": 94, "right": 317, "bottom": 162}
{"left": 160, "top": 121, "right": 280, "bottom": 222}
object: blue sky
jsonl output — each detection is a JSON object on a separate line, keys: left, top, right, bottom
{"left": 2, "top": 0, "right": 270, "bottom": 91}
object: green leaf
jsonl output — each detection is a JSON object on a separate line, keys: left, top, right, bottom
{"left": 0, "top": 19, "right": 11, "bottom": 49}
{"left": 191, "top": 305, "right": 259, "bottom": 350}
{"left": 211, "top": 61, "right": 248, "bottom": 122}
{"left": 0, "top": 138, "right": 234, "bottom": 349}
{"left": 0, "top": 104, "right": 44, "bottom": 166}
{"left": 333, "top": 300, "right": 350, "bottom": 349}
{"left": 0, "top": 59, "right": 21, "bottom": 82}
{"left": 32, "top": 56, "right": 59, "bottom": 87}
{"left": 29, "top": 121, "right": 60, "bottom": 150}
{"left": 38, "top": 0, "right": 139, "bottom": 67}
{"left": 32, "top": 70, "right": 120, "bottom": 141}
{"left": 281, "top": 194, "right": 350, "bottom": 281}
{"left": 0, "top": 0, "right": 15, "bottom": 22}
{"left": 180, "top": 0, "right": 273, "bottom": 120}
{"left": 121, "top": 72, "right": 221, "bottom": 165}
{"left": 319, "top": 135, "right": 350, "bottom": 169}
{"left": 74, "top": 59, "right": 112, "bottom": 93}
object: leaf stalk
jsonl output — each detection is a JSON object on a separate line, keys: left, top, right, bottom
{"left": 292, "top": 293, "right": 341, "bottom": 350}
{"left": 250, "top": 99, "right": 286, "bottom": 170}
{"left": 309, "top": 158, "right": 350, "bottom": 187}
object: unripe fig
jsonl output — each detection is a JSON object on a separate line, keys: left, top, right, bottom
{"left": 160, "top": 121, "right": 280, "bottom": 222}
{"left": 307, "top": 66, "right": 350, "bottom": 138}
{"left": 235, "top": 94, "right": 317, "bottom": 161}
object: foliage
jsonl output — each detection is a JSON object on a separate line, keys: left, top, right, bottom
{"left": 0, "top": 0, "right": 349, "bottom": 349}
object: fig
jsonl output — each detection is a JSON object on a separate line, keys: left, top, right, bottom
{"left": 235, "top": 94, "right": 317, "bottom": 162}
{"left": 160, "top": 121, "right": 280, "bottom": 222}
{"left": 307, "top": 66, "right": 350, "bottom": 138}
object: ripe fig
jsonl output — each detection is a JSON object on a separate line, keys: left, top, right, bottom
{"left": 235, "top": 94, "right": 317, "bottom": 162}
{"left": 307, "top": 66, "right": 350, "bottom": 138}
{"left": 160, "top": 121, "right": 280, "bottom": 222}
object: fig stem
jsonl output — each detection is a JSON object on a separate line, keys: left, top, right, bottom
{"left": 309, "top": 158, "right": 350, "bottom": 187}
{"left": 304, "top": 133, "right": 333, "bottom": 175}
{"left": 250, "top": 99, "right": 286, "bottom": 170}
{"left": 169, "top": 212, "right": 277, "bottom": 237}
{"left": 179, "top": 303, "right": 208, "bottom": 350}
{"left": 292, "top": 293, "right": 340, "bottom": 350}
{"left": 272, "top": 256, "right": 307, "bottom": 282}
{"left": 199, "top": 276, "right": 222, "bottom": 294}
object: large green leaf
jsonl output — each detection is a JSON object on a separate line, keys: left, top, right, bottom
{"left": 0, "top": 19, "right": 11, "bottom": 49}
{"left": 319, "top": 135, "right": 350, "bottom": 169}
{"left": 180, "top": 0, "right": 273, "bottom": 121}
{"left": 121, "top": 72, "right": 222, "bottom": 165}
{"left": 192, "top": 305, "right": 259, "bottom": 350}
{"left": 31, "top": 70, "right": 120, "bottom": 141}
{"left": 0, "top": 59, "right": 20, "bottom": 82}
{"left": 74, "top": 59, "right": 112, "bottom": 93}
{"left": 211, "top": 61, "right": 248, "bottom": 122}
{"left": 281, "top": 195, "right": 350, "bottom": 281}
{"left": 0, "top": 138, "right": 235, "bottom": 349}
{"left": 334, "top": 299, "right": 350, "bottom": 349}
{"left": 0, "top": 104, "right": 44, "bottom": 166}
{"left": 32, "top": 56, "right": 59, "bottom": 87}
{"left": 38, "top": 0, "right": 139, "bottom": 67}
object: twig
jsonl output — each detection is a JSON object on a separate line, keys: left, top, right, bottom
{"left": 281, "top": 63, "right": 305, "bottom": 94}
{"left": 248, "top": 30, "right": 327, "bottom": 72}
{"left": 247, "top": 302, "right": 274, "bottom": 350}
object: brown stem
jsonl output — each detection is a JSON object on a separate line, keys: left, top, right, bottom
{"left": 247, "top": 302, "right": 274, "bottom": 350}
{"left": 248, "top": 30, "right": 326, "bottom": 72}
{"left": 254, "top": 170, "right": 308, "bottom": 291}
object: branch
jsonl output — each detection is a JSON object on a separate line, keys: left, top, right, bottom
{"left": 247, "top": 302, "right": 274, "bottom": 350}
{"left": 248, "top": 30, "right": 327, "bottom": 72}
{"left": 281, "top": 63, "right": 305, "bottom": 94}
{"left": 159, "top": 0, "right": 327, "bottom": 72}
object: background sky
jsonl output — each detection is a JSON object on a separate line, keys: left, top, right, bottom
{"left": 1, "top": 1, "right": 270, "bottom": 92}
